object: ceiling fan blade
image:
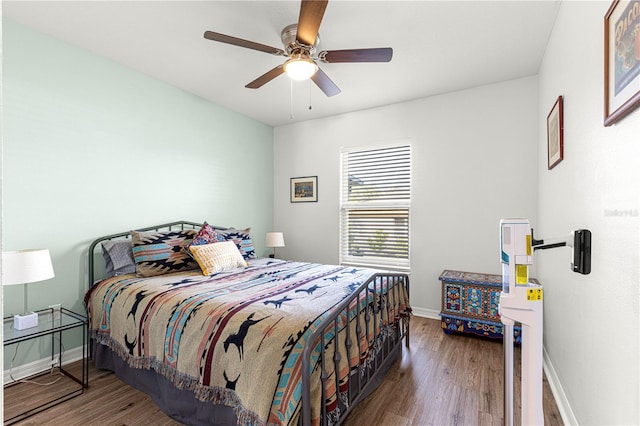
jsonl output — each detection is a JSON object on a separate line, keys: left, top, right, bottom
{"left": 319, "top": 48, "right": 393, "bottom": 63}
{"left": 204, "top": 31, "right": 285, "bottom": 56}
{"left": 245, "top": 65, "right": 286, "bottom": 89}
{"left": 311, "top": 67, "right": 341, "bottom": 97}
{"left": 296, "top": 0, "right": 328, "bottom": 46}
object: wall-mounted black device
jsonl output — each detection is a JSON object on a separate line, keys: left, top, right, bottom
{"left": 532, "top": 229, "right": 592, "bottom": 275}
{"left": 572, "top": 229, "right": 591, "bottom": 274}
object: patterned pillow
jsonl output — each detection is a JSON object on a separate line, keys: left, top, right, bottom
{"left": 102, "top": 239, "right": 136, "bottom": 277}
{"left": 189, "top": 241, "right": 248, "bottom": 275}
{"left": 216, "top": 227, "right": 256, "bottom": 260}
{"left": 131, "top": 229, "right": 198, "bottom": 277}
{"left": 185, "top": 222, "right": 219, "bottom": 253}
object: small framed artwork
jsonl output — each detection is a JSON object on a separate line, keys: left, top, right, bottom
{"left": 547, "top": 96, "right": 564, "bottom": 170}
{"left": 604, "top": 0, "right": 640, "bottom": 126}
{"left": 290, "top": 176, "right": 318, "bottom": 203}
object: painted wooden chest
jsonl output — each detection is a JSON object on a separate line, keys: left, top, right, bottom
{"left": 439, "top": 269, "right": 537, "bottom": 342}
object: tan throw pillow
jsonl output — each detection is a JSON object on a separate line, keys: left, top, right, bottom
{"left": 189, "top": 241, "right": 247, "bottom": 275}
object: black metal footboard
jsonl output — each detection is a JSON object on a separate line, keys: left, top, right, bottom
{"left": 301, "top": 273, "right": 411, "bottom": 426}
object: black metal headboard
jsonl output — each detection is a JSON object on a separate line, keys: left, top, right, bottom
{"left": 87, "top": 220, "right": 205, "bottom": 288}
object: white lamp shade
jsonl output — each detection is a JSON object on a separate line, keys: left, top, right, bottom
{"left": 2, "top": 249, "right": 55, "bottom": 285}
{"left": 265, "top": 232, "right": 285, "bottom": 248}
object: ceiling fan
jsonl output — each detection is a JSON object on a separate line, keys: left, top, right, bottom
{"left": 203, "top": 0, "right": 393, "bottom": 97}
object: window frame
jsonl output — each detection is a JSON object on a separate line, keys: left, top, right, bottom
{"left": 339, "top": 142, "right": 412, "bottom": 271}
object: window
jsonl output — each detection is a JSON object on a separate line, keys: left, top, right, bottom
{"left": 340, "top": 144, "right": 411, "bottom": 271}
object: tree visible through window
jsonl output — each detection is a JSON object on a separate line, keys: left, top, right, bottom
{"left": 340, "top": 144, "right": 411, "bottom": 270}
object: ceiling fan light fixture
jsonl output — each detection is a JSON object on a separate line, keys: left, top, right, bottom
{"left": 284, "top": 56, "right": 318, "bottom": 81}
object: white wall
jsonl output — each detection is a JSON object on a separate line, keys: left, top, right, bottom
{"left": 274, "top": 76, "right": 539, "bottom": 316}
{"left": 537, "top": 2, "right": 639, "bottom": 424}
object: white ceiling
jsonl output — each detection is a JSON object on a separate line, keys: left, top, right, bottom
{"left": 3, "top": 1, "right": 561, "bottom": 127}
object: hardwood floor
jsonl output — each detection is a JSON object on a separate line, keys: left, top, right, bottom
{"left": 6, "top": 317, "right": 562, "bottom": 425}
{"left": 343, "top": 317, "right": 562, "bottom": 426}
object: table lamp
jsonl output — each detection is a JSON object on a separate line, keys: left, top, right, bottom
{"left": 265, "top": 232, "right": 285, "bottom": 258}
{"left": 2, "top": 249, "right": 55, "bottom": 330}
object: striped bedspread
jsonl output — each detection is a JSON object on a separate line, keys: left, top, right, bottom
{"left": 85, "top": 258, "right": 410, "bottom": 425}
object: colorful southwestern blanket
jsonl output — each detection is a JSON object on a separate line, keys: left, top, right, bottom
{"left": 85, "top": 258, "right": 410, "bottom": 426}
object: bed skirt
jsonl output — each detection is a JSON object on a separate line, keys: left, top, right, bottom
{"left": 92, "top": 339, "right": 401, "bottom": 426}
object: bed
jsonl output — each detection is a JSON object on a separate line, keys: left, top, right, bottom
{"left": 85, "top": 221, "right": 411, "bottom": 426}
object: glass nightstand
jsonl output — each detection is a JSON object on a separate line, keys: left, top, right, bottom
{"left": 3, "top": 307, "right": 88, "bottom": 425}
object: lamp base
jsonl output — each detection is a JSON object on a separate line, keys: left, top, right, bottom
{"left": 14, "top": 312, "right": 38, "bottom": 330}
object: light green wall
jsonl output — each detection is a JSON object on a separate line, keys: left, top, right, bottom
{"left": 2, "top": 19, "right": 274, "bottom": 365}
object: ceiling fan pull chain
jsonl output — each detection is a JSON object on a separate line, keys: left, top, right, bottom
{"left": 308, "top": 80, "right": 313, "bottom": 110}
{"left": 290, "top": 79, "right": 295, "bottom": 120}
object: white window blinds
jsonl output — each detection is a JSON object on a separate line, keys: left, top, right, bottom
{"left": 340, "top": 144, "right": 411, "bottom": 270}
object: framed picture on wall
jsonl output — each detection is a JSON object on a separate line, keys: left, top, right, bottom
{"left": 290, "top": 176, "right": 318, "bottom": 203}
{"left": 604, "top": 0, "right": 640, "bottom": 126}
{"left": 547, "top": 96, "right": 564, "bottom": 170}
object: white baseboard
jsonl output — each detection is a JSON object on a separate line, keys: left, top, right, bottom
{"left": 3, "top": 345, "right": 85, "bottom": 385}
{"left": 543, "top": 346, "right": 578, "bottom": 425}
{"left": 411, "top": 306, "right": 441, "bottom": 320}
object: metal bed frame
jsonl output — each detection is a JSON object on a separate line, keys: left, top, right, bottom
{"left": 87, "top": 221, "right": 411, "bottom": 426}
